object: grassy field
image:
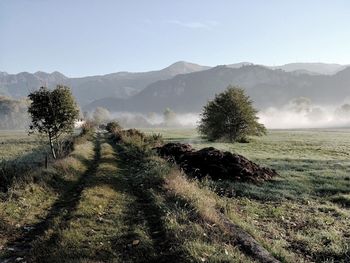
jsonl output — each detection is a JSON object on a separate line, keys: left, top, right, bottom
{"left": 0, "top": 131, "right": 47, "bottom": 161}
{"left": 1, "top": 128, "right": 349, "bottom": 262}
{"left": 0, "top": 131, "right": 50, "bottom": 193}
{"left": 148, "top": 128, "right": 350, "bottom": 200}
{"left": 143, "top": 128, "right": 350, "bottom": 262}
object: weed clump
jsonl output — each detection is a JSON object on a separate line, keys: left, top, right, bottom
{"left": 108, "top": 126, "right": 163, "bottom": 149}
{"left": 106, "top": 121, "right": 122, "bottom": 133}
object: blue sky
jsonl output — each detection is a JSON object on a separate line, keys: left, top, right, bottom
{"left": 1, "top": 0, "right": 350, "bottom": 77}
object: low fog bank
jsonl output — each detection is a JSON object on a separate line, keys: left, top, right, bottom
{"left": 89, "top": 108, "right": 200, "bottom": 128}
{"left": 110, "top": 112, "right": 200, "bottom": 128}
{"left": 88, "top": 99, "right": 350, "bottom": 130}
{"left": 258, "top": 99, "right": 350, "bottom": 129}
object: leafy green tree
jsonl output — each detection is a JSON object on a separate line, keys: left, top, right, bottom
{"left": 198, "top": 86, "right": 266, "bottom": 142}
{"left": 92, "top": 107, "right": 110, "bottom": 124}
{"left": 28, "top": 85, "right": 79, "bottom": 159}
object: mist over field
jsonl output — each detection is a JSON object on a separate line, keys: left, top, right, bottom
{"left": 108, "top": 102, "right": 350, "bottom": 130}
{"left": 103, "top": 97, "right": 350, "bottom": 129}
{"left": 259, "top": 107, "right": 348, "bottom": 129}
{"left": 103, "top": 111, "right": 200, "bottom": 128}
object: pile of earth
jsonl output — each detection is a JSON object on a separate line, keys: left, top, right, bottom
{"left": 156, "top": 143, "right": 278, "bottom": 182}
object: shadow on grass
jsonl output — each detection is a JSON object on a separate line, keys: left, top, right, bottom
{"left": 0, "top": 134, "right": 101, "bottom": 262}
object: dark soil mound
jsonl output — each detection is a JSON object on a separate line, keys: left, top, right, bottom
{"left": 156, "top": 143, "right": 278, "bottom": 182}
{"left": 156, "top": 142, "right": 193, "bottom": 157}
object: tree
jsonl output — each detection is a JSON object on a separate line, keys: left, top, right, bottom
{"left": 163, "top": 107, "right": 179, "bottom": 127}
{"left": 28, "top": 85, "right": 79, "bottom": 159}
{"left": 92, "top": 107, "right": 110, "bottom": 124}
{"left": 198, "top": 86, "right": 266, "bottom": 142}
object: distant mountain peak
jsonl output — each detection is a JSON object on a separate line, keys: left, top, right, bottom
{"left": 162, "top": 61, "right": 210, "bottom": 75}
{"left": 227, "top": 62, "right": 254, "bottom": 68}
{"left": 34, "top": 70, "right": 46, "bottom": 75}
{"left": 168, "top": 60, "right": 197, "bottom": 67}
{"left": 34, "top": 71, "right": 67, "bottom": 79}
{"left": 31, "top": 71, "right": 68, "bottom": 86}
{"left": 50, "top": 71, "right": 68, "bottom": 79}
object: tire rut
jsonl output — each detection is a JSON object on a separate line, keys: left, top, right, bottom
{"left": 110, "top": 142, "right": 188, "bottom": 263}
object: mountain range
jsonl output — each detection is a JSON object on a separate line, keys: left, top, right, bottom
{"left": 1, "top": 61, "right": 349, "bottom": 113}
{"left": 0, "top": 62, "right": 209, "bottom": 106}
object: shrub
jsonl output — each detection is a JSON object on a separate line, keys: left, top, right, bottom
{"left": 81, "top": 121, "right": 95, "bottom": 136}
{"left": 108, "top": 127, "right": 163, "bottom": 149}
{"left": 198, "top": 86, "right": 266, "bottom": 142}
{"left": 106, "top": 121, "right": 122, "bottom": 133}
{"left": 145, "top": 133, "right": 164, "bottom": 147}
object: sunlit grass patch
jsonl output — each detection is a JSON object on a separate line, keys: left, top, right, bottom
{"left": 0, "top": 131, "right": 47, "bottom": 161}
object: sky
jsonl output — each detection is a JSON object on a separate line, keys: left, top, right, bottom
{"left": 1, "top": 0, "right": 350, "bottom": 77}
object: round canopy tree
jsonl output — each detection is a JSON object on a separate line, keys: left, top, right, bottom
{"left": 92, "top": 107, "right": 111, "bottom": 125}
{"left": 198, "top": 86, "right": 266, "bottom": 142}
{"left": 28, "top": 85, "right": 79, "bottom": 158}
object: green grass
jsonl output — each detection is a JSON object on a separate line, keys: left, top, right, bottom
{"left": 0, "top": 131, "right": 50, "bottom": 193}
{"left": 0, "top": 138, "right": 94, "bottom": 252}
{"left": 145, "top": 128, "right": 350, "bottom": 200}
{"left": 0, "top": 129, "right": 87, "bottom": 193}
{"left": 0, "top": 130, "right": 47, "bottom": 161}
{"left": 143, "top": 128, "right": 350, "bottom": 262}
{"left": 0, "top": 129, "right": 82, "bottom": 162}
{"left": 2, "top": 128, "right": 350, "bottom": 262}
